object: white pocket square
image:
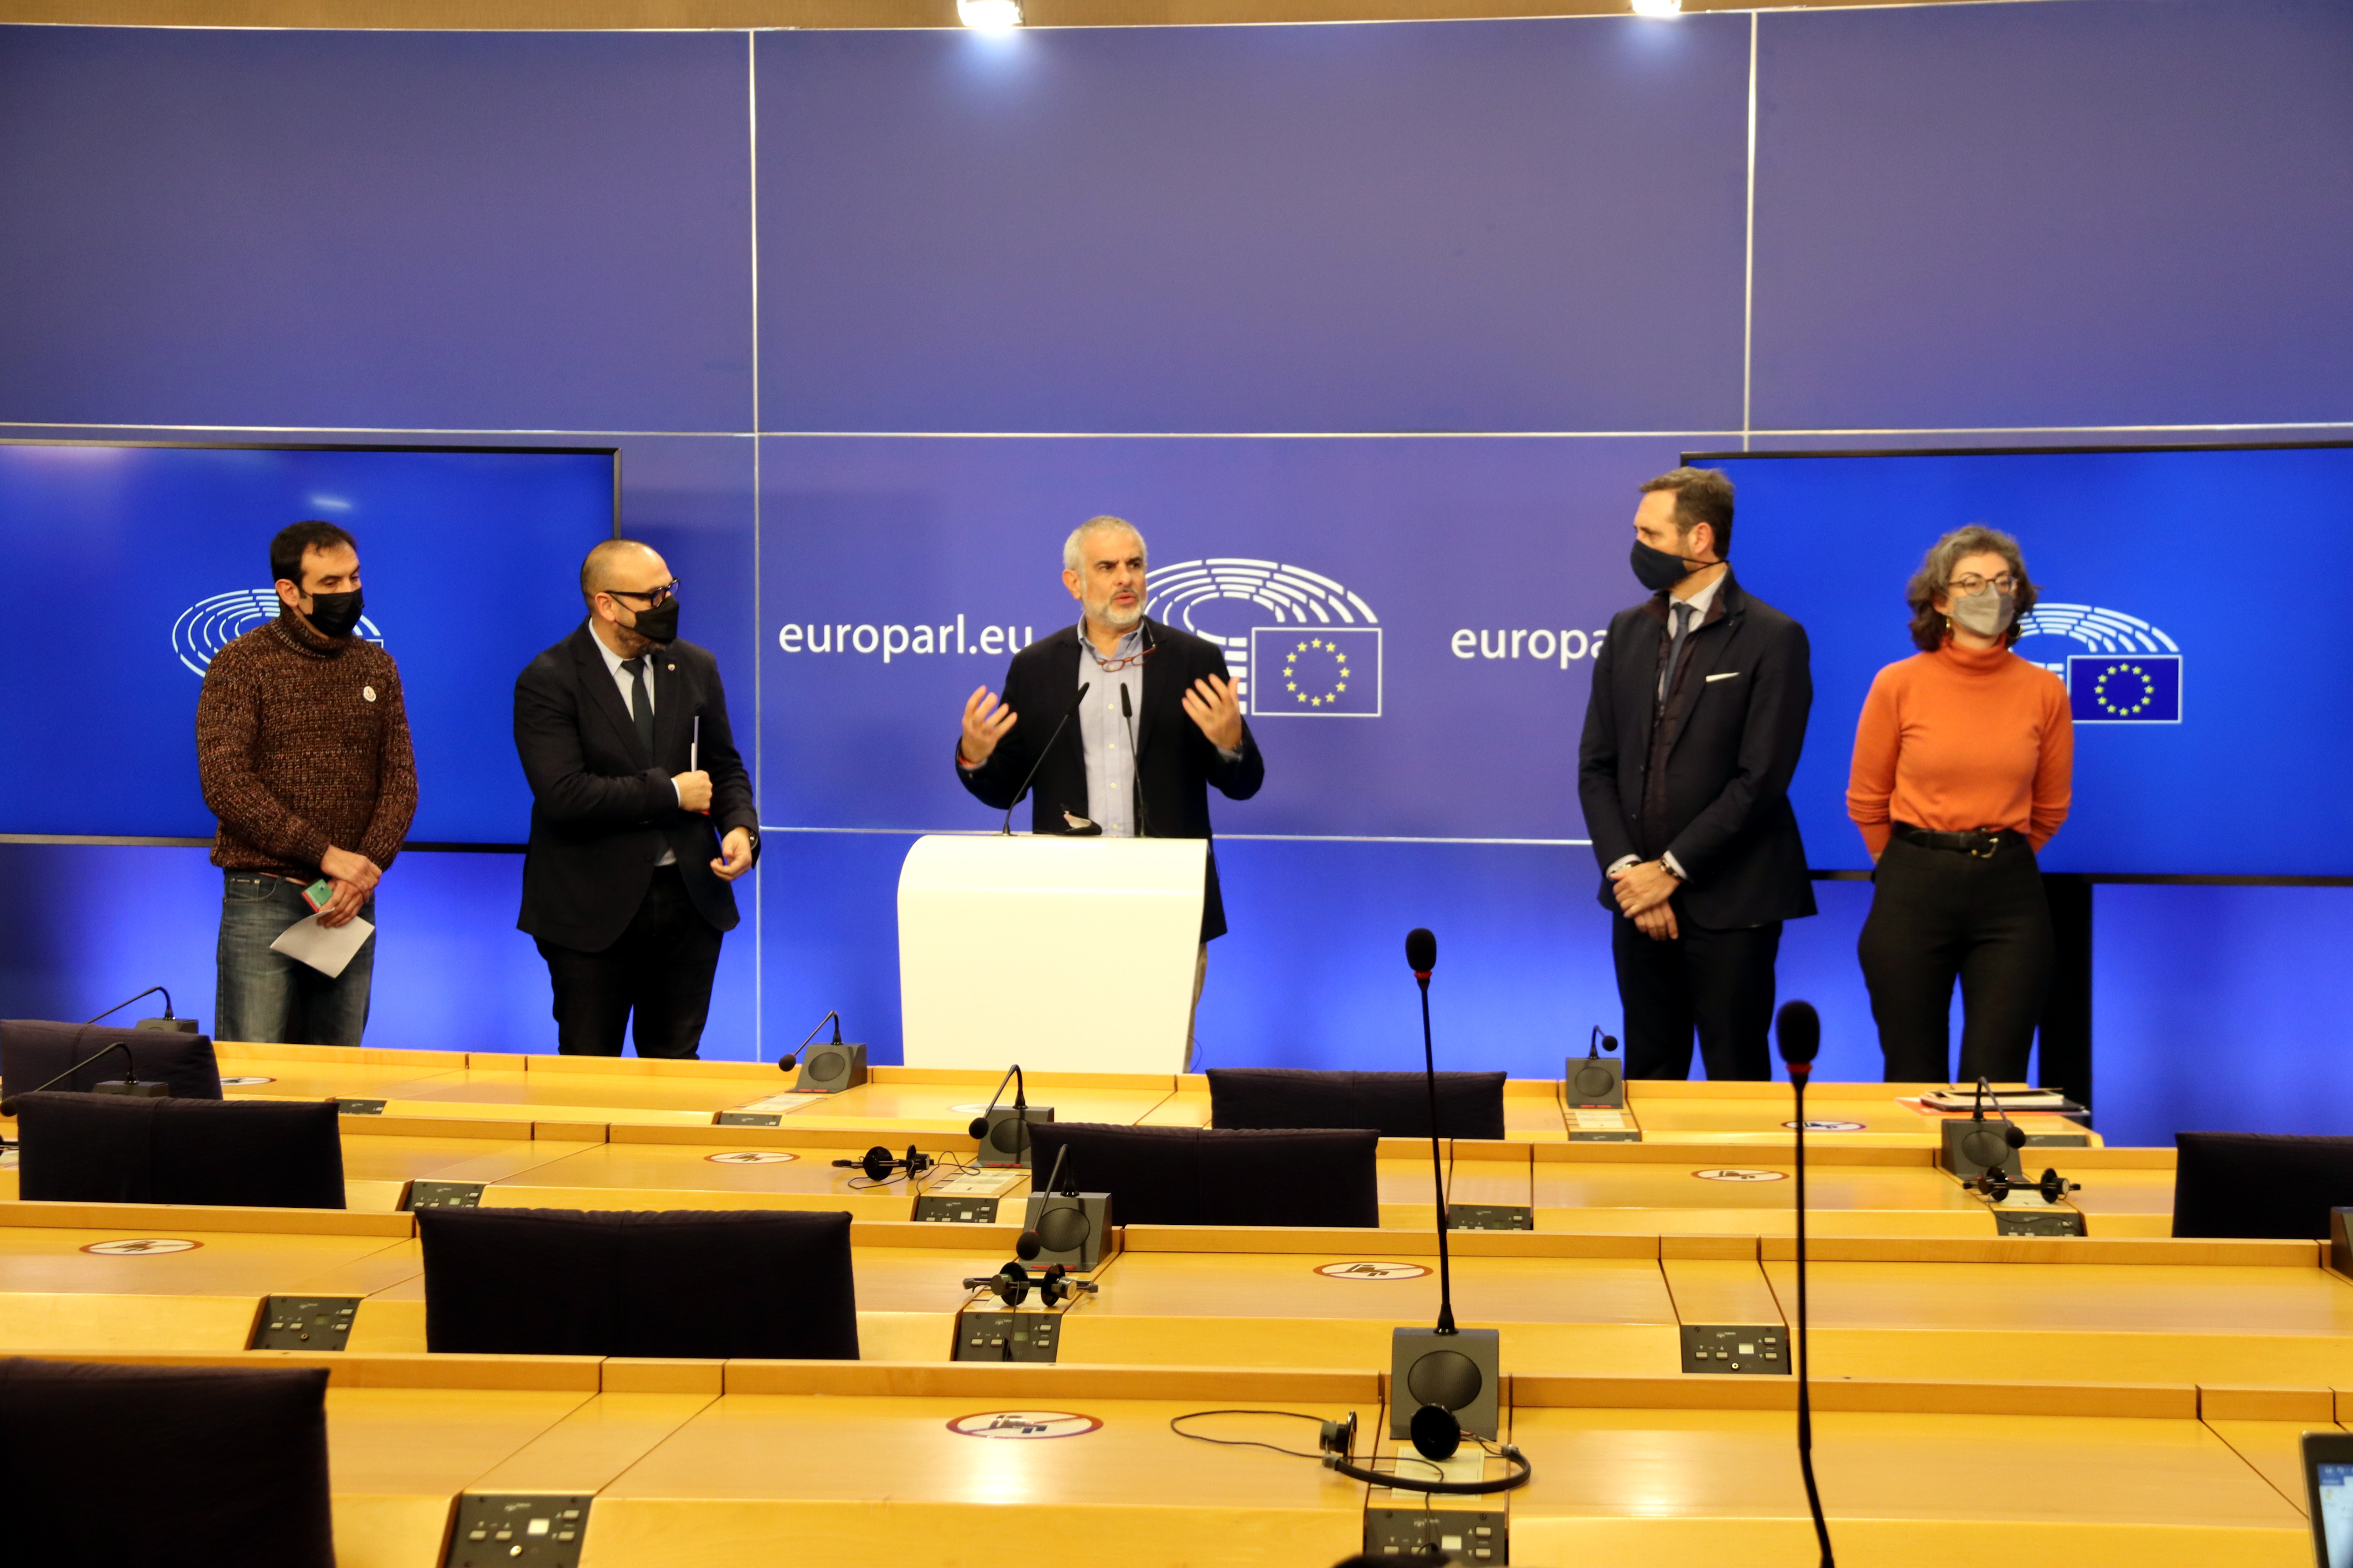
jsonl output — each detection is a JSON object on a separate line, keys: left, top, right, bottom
{"left": 1705, "top": 670, "right": 1741, "bottom": 682}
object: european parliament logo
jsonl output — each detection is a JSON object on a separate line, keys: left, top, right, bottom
{"left": 2014, "top": 602, "right": 2182, "bottom": 726}
{"left": 173, "top": 588, "right": 384, "bottom": 677}
{"left": 1145, "top": 560, "right": 1382, "bottom": 719}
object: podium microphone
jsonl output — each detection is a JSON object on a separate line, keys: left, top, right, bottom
{"left": 1777, "top": 999, "right": 1835, "bottom": 1568}
{"left": 1387, "top": 927, "right": 1506, "bottom": 1469}
{"left": 999, "top": 683, "right": 1090, "bottom": 835}
{"left": 1118, "top": 684, "right": 1153, "bottom": 837}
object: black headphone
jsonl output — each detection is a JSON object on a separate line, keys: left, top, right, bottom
{"left": 832, "top": 1145, "right": 934, "bottom": 1184}
{"left": 961, "top": 1261, "right": 1098, "bottom": 1311}
{"left": 1319, "top": 1409, "right": 1531, "bottom": 1495}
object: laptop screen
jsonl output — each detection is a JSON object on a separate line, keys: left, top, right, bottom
{"left": 2316, "top": 1462, "right": 2353, "bottom": 1567}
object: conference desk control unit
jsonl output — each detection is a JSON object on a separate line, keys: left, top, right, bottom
{"left": 445, "top": 1495, "right": 589, "bottom": 1568}
{"left": 406, "top": 1181, "right": 487, "bottom": 1210}
{"left": 250, "top": 1295, "right": 361, "bottom": 1350}
{"left": 1679, "top": 1323, "right": 1789, "bottom": 1374}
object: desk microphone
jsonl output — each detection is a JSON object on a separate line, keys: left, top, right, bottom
{"left": 1777, "top": 999, "right": 1835, "bottom": 1568}
{"left": 85, "top": 985, "right": 193, "bottom": 1032}
{"left": 1015, "top": 1141, "right": 1074, "bottom": 1262}
{"left": 778, "top": 1010, "right": 841, "bottom": 1073}
{"left": 999, "top": 684, "right": 1090, "bottom": 835}
{"left": 968, "top": 1064, "right": 1044, "bottom": 1167}
{"left": 1118, "top": 684, "right": 1153, "bottom": 837}
{"left": 1, "top": 1037, "right": 163, "bottom": 1117}
{"left": 1386, "top": 927, "right": 1511, "bottom": 1481}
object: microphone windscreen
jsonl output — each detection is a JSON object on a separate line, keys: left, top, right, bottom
{"left": 967, "top": 1116, "right": 989, "bottom": 1140}
{"left": 1015, "top": 1230, "right": 1042, "bottom": 1261}
{"left": 1774, "top": 1000, "right": 1821, "bottom": 1065}
{"left": 1405, "top": 928, "right": 1438, "bottom": 974}
{"left": 2004, "top": 1122, "right": 2029, "bottom": 1148}
{"left": 777, "top": 1054, "right": 798, "bottom": 1073}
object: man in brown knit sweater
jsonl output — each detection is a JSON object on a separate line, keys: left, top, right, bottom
{"left": 195, "top": 520, "right": 417, "bottom": 1045}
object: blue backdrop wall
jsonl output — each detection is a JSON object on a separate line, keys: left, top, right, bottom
{"left": 1, "top": 0, "right": 2348, "bottom": 1146}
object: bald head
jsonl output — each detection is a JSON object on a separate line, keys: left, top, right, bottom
{"left": 581, "top": 539, "right": 668, "bottom": 607}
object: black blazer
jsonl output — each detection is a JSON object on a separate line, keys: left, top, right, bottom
{"left": 956, "top": 618, "right": 1265, "bottom": 940}
{"left": 514, "top": 622, "right": 760, "bottom": 952}
{"left": 1576, "top": 571, "right": 1817, "bottom": 929}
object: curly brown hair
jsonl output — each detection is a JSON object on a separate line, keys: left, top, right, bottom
{"left": 1905, "top": 525, "right": 2039, "bottom": 652}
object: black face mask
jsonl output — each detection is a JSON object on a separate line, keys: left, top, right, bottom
{"left": 303, "top": 589, "right": 365, "bottom": 639}
{"left": 628, "top": 596, "right": 679, "bottom": 645}
{"left": 1630, "top": 538, "right": 1702, "bottom": 593}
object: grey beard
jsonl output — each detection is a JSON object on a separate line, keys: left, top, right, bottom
{"left": 1094, "top": 600, "right": 1144, "bottom": 630}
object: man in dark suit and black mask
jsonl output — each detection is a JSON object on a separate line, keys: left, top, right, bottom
{"left": 514, "top": 539, "right": 758, "bottom": 1057}
{"left": 1578, "top": 468, "right": 1814, "bottom": 1081}
{"left": 954, "top": 515, "right": 1265, "bottom": 1058}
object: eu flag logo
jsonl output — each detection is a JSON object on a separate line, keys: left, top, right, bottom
{"left": 1249, "top": 627, "right": 1382, "bottom": 717}
{"left": 2068, "top": 654, "right": 2181, "bottom": 723}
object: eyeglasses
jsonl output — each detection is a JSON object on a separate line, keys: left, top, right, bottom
{"left": 1948, "top": 573, "right": 2018, "bottom": 597}
{"left": 605, "top": 579, "right": 680, "bottom": 607}
{"left": 1087, "top": 643, "right": 1157, "bottom": 674}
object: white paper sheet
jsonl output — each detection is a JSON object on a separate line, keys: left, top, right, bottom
{"left": 269, "top": 913, "right": 375, "bottom": 979}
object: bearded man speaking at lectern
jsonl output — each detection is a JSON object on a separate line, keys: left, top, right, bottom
{"left": 954, "top": 516, "right": 1265, "bottom": 1057}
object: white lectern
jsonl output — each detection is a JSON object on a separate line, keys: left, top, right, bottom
{"left": 897, "top": 834, "right": 1207, "bottom": 1074}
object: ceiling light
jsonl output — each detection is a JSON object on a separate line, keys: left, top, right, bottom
{"left": 958, "top": 0, "right": 1023, "bottom": 27}
{"left": 1630, "top": 0, "right": 1682, "bottom": 15}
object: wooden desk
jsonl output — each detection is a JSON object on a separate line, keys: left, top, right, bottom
{"left": 337, "top": 1132, "right": 598, "bottom": 1211}
{"left": 1764, "top": 1254, "right": 2353, "bottom": 1385}
{"left": 328, "top": 1385, "right": 596, "bottom": 1568}
{"left": 0, "top": 1219, "right": 415, "bottom": 1350}
{"left": 584, "top": 1392, "right": 1366, "bottom": 1567}
{"left": 1061, "top": 1236, "right": 1679, "bottom": 1373}
{"left": 1506, "top": 1404, "right": 2306, "bottom": 1566}
{"left": 478, "top": 1141, "right": 969, "bottom": 1218}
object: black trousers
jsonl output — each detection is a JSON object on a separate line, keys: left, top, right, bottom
{"left": 1859, "top": 833, "right": 2052, "bottom": 1084}
{"left": 535, "top": 865, "right": 725, "bottom": 1058}
{"left": 1611, "top": 911, "right": 1782, "bottom": 1081}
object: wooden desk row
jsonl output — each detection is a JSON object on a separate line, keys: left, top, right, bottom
{"left": 190, "top": 1042, "right": 2102, "bottom": 1152}
{"left": 15, "top": 1349, "right": 2330, "bottom": 1567}
{"left": 2, "top": 1200, "right": 2344, "bottom": 1386}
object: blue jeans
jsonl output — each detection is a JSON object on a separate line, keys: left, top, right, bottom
{"left": 215, "top": 871, "right": 376, "bottom": 1046}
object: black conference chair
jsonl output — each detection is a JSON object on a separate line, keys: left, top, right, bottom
{"left": 420, "top": 1207, "right": 861, "bottom": 1360}
{"left": 1027, "top": 1123, "right": 1381, "bottom": 1228}
{"left": 14, "top": 1091, "right": 345, "bottom": 1209}
{"left": 0, "top": 1357, "right": 335, "bottom": 1568}
{"left": 2171, "top": 1131, "right": 2353, "bottom": 1239}
{"left": 0, "top": 1017, "right": 224, "bottom": 1101}
{"left": 1208, "top": 1067, "right": 1508, "bottom": 1141}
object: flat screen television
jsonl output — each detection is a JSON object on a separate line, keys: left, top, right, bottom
{"left": 0, "top": 441, "right": 618, "bottom": 844}
{"left": 1691, "top": 442, "right": 2344, "bottom": 878}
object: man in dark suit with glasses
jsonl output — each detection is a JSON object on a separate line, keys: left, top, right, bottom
{"left": 513, "top": 539, "right": 758, "bottom": 1057}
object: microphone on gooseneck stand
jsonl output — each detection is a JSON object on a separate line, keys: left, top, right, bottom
{"left": 85, "top": 985, "right": 194, "bottom": 1033}
{"left": 1776, "top": 999, "right": 1835, "bottom": 1568}
{"left": 1386, "top": 927, "right": 1512, "bottom": 1477}
{"left": 999, "top": 683, "right": 1091, "bottom": 835}
{"left": 1118, "top": 684, "right": 1154, "bottom": 837}
{"left": 0, "top": 1038, "right": 161, "bottom": 1117}
{"left": 776, "top": 1010, "right": 842, "bottom": 1073}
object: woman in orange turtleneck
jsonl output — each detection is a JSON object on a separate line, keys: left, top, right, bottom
{"left": 1847, "top": 525, "right": 2072, "bottom": 1085}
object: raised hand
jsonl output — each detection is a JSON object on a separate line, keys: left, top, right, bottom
{"left": 1180, "top": 673, "right": 1244, "bottom": 753}
{"left": 959, "top": 686, "right": 1018, "bottom": 767}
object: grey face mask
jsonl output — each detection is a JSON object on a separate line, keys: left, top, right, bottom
{"left": 1950, "top": 588, "right": 2016, "bottom": 640}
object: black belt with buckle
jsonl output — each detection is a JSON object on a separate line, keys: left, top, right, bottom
{"left": 1891, "top": 821, "right": 2006, "bottom": 859}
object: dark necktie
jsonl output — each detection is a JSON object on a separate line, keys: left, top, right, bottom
{"left": 623, "top": 656, "right": 654, "bottom": 753}
{"left": 1658, "top": 601, "right": 1696, "bottom": 705}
